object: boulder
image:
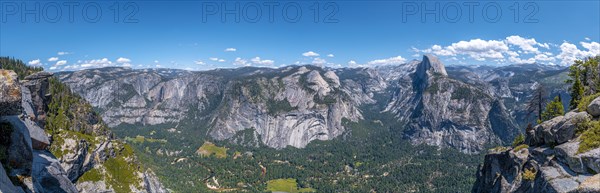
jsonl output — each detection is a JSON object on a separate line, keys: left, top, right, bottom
{"left": 0, "top": 162, "right": 25, "bottom": 193}
{"left": 579, "top": 148, "right": 600, "bottom": 174}
{"left": 587, "top": 97, "right": 600, "bottom": 117}
{"left": 527, "top": 112, "right": 590, "bottom": 146}
{"left": 578, "top": 174, "right": 600, "bottom": 193}
{"left": 32, "top": 150, "right": 78, "bottom": 193}
{"left": 555, "top": 141, "right": 586, "bottom": 174}
{"left": 0, "top": 70, "right": 22, "bottom": 116}
{"left": 0, "top": 116, "right": 33, "bottom": 176}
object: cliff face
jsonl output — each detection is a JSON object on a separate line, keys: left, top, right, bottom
{"left": 57, "top": 55, "right": 527, "bottom": 152}
{"left": 0, "top": 69, "right": 168, "bottom": 193}
{"left": 472, "top": 97, "right": 600, "bottom": 193}
{"left": 384, "top": 55, "right": 519, "bottom": 153}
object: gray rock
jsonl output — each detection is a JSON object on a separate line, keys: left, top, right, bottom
{"left": 527, "top": 112, "right": 590, "bottom": 146}
{"left": 0, "top": 116, "right": 33, "bottom": 176}
{"left": 32, "top": 150, "right": 78, "bottom": 193}
{"left": 555, "top": 141, "right": 586, "bottom": 174}
{"left": 21, "top": 117, "right": 49, "bottom": 150}
{"left": 0, "top": 70, "right": 22, "bottom": 116}
{"left": 578, "top": 174, "right": 600, "bottom": 193}
{"left": 579, "top": 148, "right": 600, "bottom": 174}
{"left": 20, "top": 71, "right": 52, "bottom": 127}
{"left": 144, "top": 169, "right": 169, "bottom": 193}
{"left": 587, "top": 97, "right": 600, "bottom": 117}
{"left": 0, "top": 162, "right": 25, "bottom": 193}
{"left": 76, "top": 180, "right": 114, "bottom": 193}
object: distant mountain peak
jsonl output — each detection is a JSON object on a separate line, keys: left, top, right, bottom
{"left": 421, "top": 54, "right": 448, "bottom": 76}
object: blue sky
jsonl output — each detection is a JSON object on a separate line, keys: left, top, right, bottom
{"left": 1, "top": 0, "right": 599, "bottom": 71}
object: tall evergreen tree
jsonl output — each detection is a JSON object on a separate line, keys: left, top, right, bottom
{"left": 542, "top": 96, "right": 565, "bottom": 121}
{"left": 569, "top": 69, "right": 585, "bottom": 110}
{"left": 527, "top": 85, "right": 547, "bottom": 122}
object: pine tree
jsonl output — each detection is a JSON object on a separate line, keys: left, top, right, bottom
{"left": 542, "top": 96, "right": 565, "bottom": 121}
{"left": 527, "top": 85, "right": 547, "bottom": 122}
{"left": 569, "top": 69, "right": 585, "bottom": 110}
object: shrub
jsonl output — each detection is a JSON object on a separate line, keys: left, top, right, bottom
{"left": 577, "top": 93, "right": 600, "bottom": 112}
{"left": 578, "top": 121, "right": 600, "bottom": 154}
{"left": 522, "top": 168, "right": 537, "bottom": 181}
{"left": 513, "top": 144, "right": 529, "bottom": 152}
{"left": 512, "top": 133, "right": 525, "bottom": 147}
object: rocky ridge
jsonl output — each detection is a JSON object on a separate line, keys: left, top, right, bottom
{"left": 0, "top": 69, "right": 168, "bottom": 193}
{"left": 56, "top": 55, "right": 567, "bottom": 153}
{"left": 472, "top": 96, "right": 600, "bottom": 193}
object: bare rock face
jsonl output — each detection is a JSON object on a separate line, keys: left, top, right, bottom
{"left": 144, "top": 169, "right": 169, "bottom": 193}
{"left": 210, "top": 68, "right": 363, "bottom": 149}
{"left": 385, "top": 55, "right": 518, "bottom": 153}
{"left": 32, "top": 150, "right": 79, "bottom": 193}
{"left": 0, "top": 70, "right": 22, "bottom": 116}
{"left": 0, "top": 162, "right": 25, "bottom": 193}
{"left": 1, "top": 116, "right": 34, "bottom": 177}
{"left": 21, "top": 71, "right": 52, "bottom": 126}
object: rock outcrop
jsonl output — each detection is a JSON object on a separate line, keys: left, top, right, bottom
{"left": 0, "top": 70, "right": 22, "bottom": 116}
{"left": 473, "top": 97, "right": 600, "bottom": 193}
{"left": 0, "top": 69, "right": 169, "bottom": 193}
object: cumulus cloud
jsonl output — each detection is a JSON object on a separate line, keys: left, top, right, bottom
{"left": 505, "top": 35, "right": 544, "bottom": 54}
{"left": 194, "top": 60, "right": 205, "bottom": 65}
{"left": 48, "top": 57, "right": 59, "bottom": 62}
{"left": 234, "top": 57, "right": 250, "bottom": 66}
{"left": 80, "top": 58, "right": 113, "bottom": 68}
{"left": 224, "top": 48, "right": 237, "bottom": 52}
{"left": 250, "top": 57, "right": 274, "bottom": 65}
{"left": 327, "top": 54, "right": 335, "bottom": 57}
{"left": 55, "top": 60, "right": 67, "bottom": 66}
{"left": 116, "top": 57, "right": 131, "bottom": 63}
{"left": 312, "top": 58, "right": 326, "bottom": 65}
{"left": 557, "top": 41, "right": 600, "bottom": 65}
{"left": 57, "top": 52, "right": 71, "bottom": 55}
{"left": 28, "top": 59, "right": 41, "bottom": 66}
{"left": 367, "top": 56, "right": 407, "bottom": 66}
{"left": 209, "top": 57, "right": 219, "bottom": 61}
{"left": 302, "top": 51, "right": 319, "bottom": 57}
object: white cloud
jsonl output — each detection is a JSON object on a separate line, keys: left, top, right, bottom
{"left": 367, "top": 56, "right": 407, "bottom": 66}
{"left": 327, "top": 54, "right": 335, "bottom": 57}
{"left": 302, "top": 51, "right": 319, "bottom": 57}
{"left": 49, "top": 66, "right": 57, "bottom": 70}
{"left": 234, "top": 57, "right": 250, "bottom": 66}
{"left": 194, "top": 60, "right": 205, "bottom": 65}
{"left": 312, "top": 58, "right": 326, "bottom": 65}
{"left": 505, "top": 35, "right": 543, "bottom": 54}
{"left": 251, "top": 57, "right": 274, "bottom": 65}
{"left": 209, "top": 57, "right": 219, "bottom": 61}
{"left": 48, "top": 57, "right": 59, "bottom": 62}
{"left": 224, "top": 48, "right": 237, "bottom": 52}
{"left": 218, "top": 59, "right": 226, "bottom": 62}
{"left": 154, "top": 60, "right": 159, "bottom": 63}
{"left": 55, "top": 60, "right": 67, "bottom": 66}
{"left": 28, "top": 59, "right": 41, "bottom": 66}
{"left": 116, "top": 57, "right": 131, "bottom": 63}
{"left": 418, "top": 39, "right": 509, "bottom": 61}
{"left": 557, "top": 41, "right": 600, "bottom": 65}
{"left": 347, "top": 60, "right": 359, "bottom": 67}
{"left": 80, "top": 58, "right": 113, "bottom": 68}
{"left": 57, "top": 51, "right": 71, "bottom": 55}
{"left": 585, "top": 37, "right": 591, "bottom": 41}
